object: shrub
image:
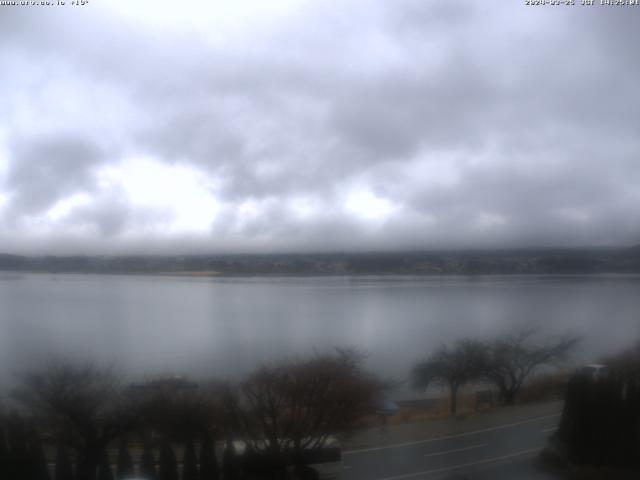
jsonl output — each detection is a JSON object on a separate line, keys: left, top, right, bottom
{"left": 556, "top": 343, "right": 640, "bottom": 468}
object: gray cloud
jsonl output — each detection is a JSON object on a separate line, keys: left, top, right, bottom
{"left": 0, "top": 1, "right": 639, "bottom": 253}
{"left": 4, "top": 135, "right": 103, "bottom": 214}
{"left": 65, "top": 193, "right": 172, "bottom": 238}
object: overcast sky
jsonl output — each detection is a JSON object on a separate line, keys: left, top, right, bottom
{"left": 1, "top": 0, "right": 639, "bottom": 254}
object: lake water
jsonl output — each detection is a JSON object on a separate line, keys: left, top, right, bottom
{"left": 1, "top": 273, "right": 639, "bottom": 390}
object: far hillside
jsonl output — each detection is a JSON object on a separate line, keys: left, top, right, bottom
{"left": 1, "top": 246, "right": 640, "bottom": 276}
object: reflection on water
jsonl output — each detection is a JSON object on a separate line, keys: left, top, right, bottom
{"left": 0, "top": 273, "right": 639, "bottom": 387}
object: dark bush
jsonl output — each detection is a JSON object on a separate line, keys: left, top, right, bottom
{"left": 556, "top": 344, "right": 640, "bottom": 468}
{"left": 5, "top": 413, "right": 31, "bottom": 480}
{"left": 222, "top": 442, "right": 239, "bottom": 480}
{"left": 116, "top": 441, "right": 134, "bottom": 480}
{"left": 158, "top": 440, "right": 179, "bottom": 480}
{"left": 29, "top": 429, "right": 51, "bottom": 480}
{"left": 139, "top": 442, "right": 157, "bottom": 480}
{"left": 54, "top": 445, "right": 74, "bottom": 480}
{"left": 97, "top": 449, "right": 113, "bottom": 480}
{"left": 0, "top": 421, "right": 7, "bottom": 479}
{"left": 198, "top": 432, "right": 219, "bottom": 480}
{"left": 182, "top": 440, "right": 198, "bottom": 480}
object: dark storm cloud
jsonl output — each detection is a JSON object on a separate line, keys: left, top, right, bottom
{"left": 0, "top": 1, "right": 639, "bottom": 252}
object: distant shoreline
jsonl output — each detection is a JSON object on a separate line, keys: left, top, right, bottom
{"left": 2, "top": 246, "right": 639, "bottom": 276}
{"left": 3, "top": 271, "right": 640, "bottom": 280}
{"left": 156, "top": 270, "right": 221, "bottom": 277}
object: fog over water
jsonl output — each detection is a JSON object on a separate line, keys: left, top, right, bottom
{"left": 1, "top": 273, "right": 638, "bottom": 392}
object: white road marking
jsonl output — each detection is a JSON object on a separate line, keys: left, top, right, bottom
{"left": 541, "top": 427, "right": 557, "bottom": 433}
{"left": 343, "top": 413, "right": 560, "bottom": 455}
{"left": 424, "top": 443, "right": 487, "bottom": 457}
{"left": 375, "top": 447, "right": 543, "bottom": 480}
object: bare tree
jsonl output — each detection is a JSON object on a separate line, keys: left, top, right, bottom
{"left": 412, "top": 339, "right": 486, "bottom": 415}
{"left": 225, "top": 348, "right": 384, "bottom": 470}
{"left": 136, "top": 377, "right": 222, "bottom": 443}
{"left": 13, "top": 362, "right": 139, "bottom": 480}
{"left": 483, "top": 328, "right": 579, "bottom": 405}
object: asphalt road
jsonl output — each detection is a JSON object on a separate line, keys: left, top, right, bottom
{"left": 341, "top": 412, "right": 561, "bottom": 480}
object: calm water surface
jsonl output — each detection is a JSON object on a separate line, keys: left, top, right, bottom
{"left": 1, "top": 273, "right": 639, "bottom": 388}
